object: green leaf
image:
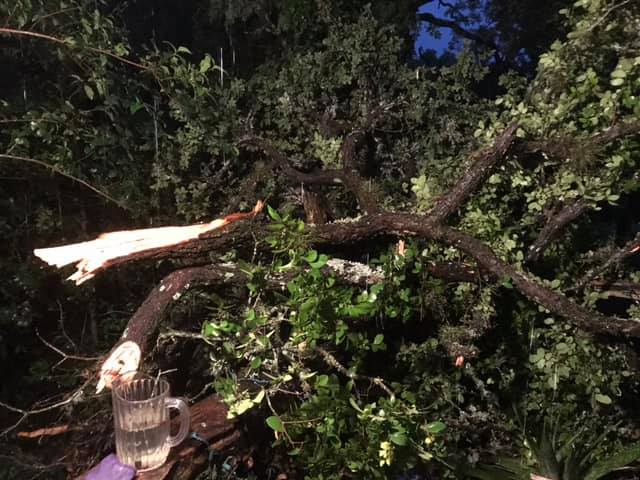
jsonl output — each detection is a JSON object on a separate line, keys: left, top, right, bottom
{"left": 199, "top": 54, "right": 213, "bottom": 73}
{"left": 389, "top": 432, "right": 408, "bottom": 446}
{"left": 585, "top": 443, "right": 640, "bottom": 480}
{"left": 266, "top": 415, "right": 284, "bottom": 432}
{"left": 250, "top": 357, "right": 262, "bottom": 369}
{"left": 303, "top": 249, "right": 319, "bottom": 263}
{"left": 266, "top": 204, "right": 282, "bottom": 222}
{"left": 316, "top": 374, "right": 329, "bottom": 387}
{"left": 610, "top": 77, "right": 625, "bottom": 86}
{"left": 426, "top": 421, "right": 447, "bottom": 434}
{"left": 230, "top": 398, "right": 254, "bottom": 416}
{"left": 309, "top": 254, "right": 328, "bottom": 269}
{"left": 373, "top": 334, "right": 384, "bottom": 345}
{"left": 500, "top": 276, "right": 514, "bottom": 289}
{"left": 129, "top": 100, "right": 144, "bottom": 114}
{"left": 595, "top": 393, "right": 612, "bottom": 405}
{"left": 84, "top": 84, "right": 94, "bottom": 100}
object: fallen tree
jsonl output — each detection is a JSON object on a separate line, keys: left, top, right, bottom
{"left": 33, "top": 120, "right": 640, "bottom": 392}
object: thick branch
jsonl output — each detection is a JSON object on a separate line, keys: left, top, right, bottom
{"left": 591, "top": 120, "right": 640, "bottom": 143}
{"left": 519, "top": 120, "right": 640, "bottom": 157}
{"left": 427, "top": 123, "right": 518, "bottom": 223}
{"left": 97, "top": 258, "right": 392, "bottom": 389}
{"left": 239, "top": 136, "right": 381, "bottom": 214}
{"left": 590, "top": 280, "right": 640, "bottom": 301}
{"left": 526, "top": 199, "right": 589, "bottom": 262}
{"left": 520, "top": 120, "right": 640, "bottom": 262}
{"left": 310, "top": 214, "right": 640, "bottom": 337}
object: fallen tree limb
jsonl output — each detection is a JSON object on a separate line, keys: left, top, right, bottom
{"left": 239, "top": 136, "right": 381, "bottom": 214}
{"left": 427, "top": 123, "right": 518, "bottom": 223}
{"left": 97, "top": 259, "right": 386, "bottom": 392}
{"left": 34, "top": 202, "right": 263, "bottom": 285}
{"left": 590, "top": 280, "right": 640, "bottom": 301}
{"left": 574, "top": 232, "right": 640, "bottom": 292}
{"left": 526, "top": 199, "right": 589, "bottom": 262}
{"left": 310, "top": 215, "right": 640, "bottom": 336}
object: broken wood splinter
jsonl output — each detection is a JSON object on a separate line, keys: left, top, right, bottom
{"left": 34, "top": 201, "right": 264, "bottom": 285}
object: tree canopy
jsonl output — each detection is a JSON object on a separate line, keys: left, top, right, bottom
{"left": 1, "top": 0, "right": 640, "bottom": 479}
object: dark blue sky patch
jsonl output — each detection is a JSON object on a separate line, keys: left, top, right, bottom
{"left": 414, "top": 1, "right": 453, "bottom": 55}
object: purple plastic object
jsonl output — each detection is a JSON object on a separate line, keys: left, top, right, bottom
{"left": 85, "top": 454, "right": 136, "bottom": 480}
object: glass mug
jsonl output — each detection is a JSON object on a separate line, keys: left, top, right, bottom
{"left": 112, "top": 374, "right": 190, "bottom": 471}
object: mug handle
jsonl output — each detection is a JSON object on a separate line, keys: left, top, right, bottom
{"left": 164, "top": 397, "right": 191, "bottom": 447}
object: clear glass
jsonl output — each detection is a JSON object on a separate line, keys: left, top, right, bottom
{"left": 112, "top": 374, "right": 190, "bottom": 471}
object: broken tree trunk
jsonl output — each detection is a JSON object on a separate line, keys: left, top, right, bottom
{"left": 34, "top": 201, "right": 263, "bottom": 285}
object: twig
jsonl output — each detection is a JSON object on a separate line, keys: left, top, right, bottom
{"left": 314, "top": 346, "right": 395, "bottom": 399}
{"left": 17, "top": 425, "right": 71, "bottom": 438}
{"left": 583, "top": 0, "right": 632, "bottom": 34}
{"left": 56, "top": 299, "right": 77, "bottom": 351}
{"left": 0, "top": 154, "right": 127, "bottom": 209}
{"left": 265, "top": 392, "right": 294, "bottom": 445}
{"left": 30, "top": 7, "right": 80, "bottom": 27}
{"left": 0, "top": 453, "right": 67, "bottom": 475}
{"left": 0, "top": 27, "right": 151, "bottom": 71}
{"left": 0, "top": 376, "right": 93, "bottom": 437}
{"left": 526, "top": 199, "right": 589, "bottom": 262}
{"left": 36, "top": 330, "right": 100, "bottom": 367}
{"left": 574, "top": 232, "right": 640, "bottom": 292}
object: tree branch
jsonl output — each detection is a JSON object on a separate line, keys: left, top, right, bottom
{"left": 0, "top": 27, "right": 151, "bottom": 71}
{"left": 526, "top": 199, "right": 589, "bottom": 262}
{"left": 0, "top": 154, "right": 127, "bottom": 210}
{"left": 239, "top": 136, "right": 381, "bottom": 214}
{"left": 427, "top": 123, "right": 518, "bottom": 223}
{"left": 574, "top": 232, "right": 640, "bottom": 292}
{"left": 519, "top": 120, "right": 640, "bottom": 262}
{"left": 590, "top": 280, "right": 640, "bottom": 301}
{"left": 417, "top": 12, "right": 499, "bottom": 52}
{"left": 314, "top": 346, "right": 394, "bottom": 398}
{"left": 310, "top": 214, "right": 640, "bottom": 336}
{"left": 519, "top": 120, "right": 640, "bottom": 157}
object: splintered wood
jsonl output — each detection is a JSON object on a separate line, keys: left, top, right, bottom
{"left": 34, "top": 201, "right": 263, "bottom": 284}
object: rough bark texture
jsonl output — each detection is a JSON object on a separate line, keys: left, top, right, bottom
{"left": 591, "top": 280, "right": 640, "bottom": 301}
{"left": 526, "top": 199, "right": 589, "bottom": 262}
{"left": 574, "top": 232, "right": 640, "bottom": 292}
{"left": 85, "top": 118, "right": 640, "bottom": 345}
{"left": 311, "top": 216, "right": 640, "bottom": 336}
{"left": 113, "top": 265, "right": 243, "bottom": 358}
{"left": 427, "top": 123, "right": 518, "bottom": 223}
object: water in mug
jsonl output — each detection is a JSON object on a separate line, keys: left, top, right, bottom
{"left": 115, "top": 407, "right": 170, "bottom": 470}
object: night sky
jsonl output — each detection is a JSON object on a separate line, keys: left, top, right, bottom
{"left": 414, "top": 1, "right": 453, "bottom": 55}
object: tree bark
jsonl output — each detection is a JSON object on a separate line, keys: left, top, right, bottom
{"left": 526, "top": 199, "right": 589, "bottom": 262}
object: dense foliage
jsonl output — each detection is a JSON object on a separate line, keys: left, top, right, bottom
{"left": 1, "top": 0, "right": 640, "bottom": 479}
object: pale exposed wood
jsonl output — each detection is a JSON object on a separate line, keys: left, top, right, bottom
{"left": 33, "top": 202, "right": 263, "bottom": 284}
